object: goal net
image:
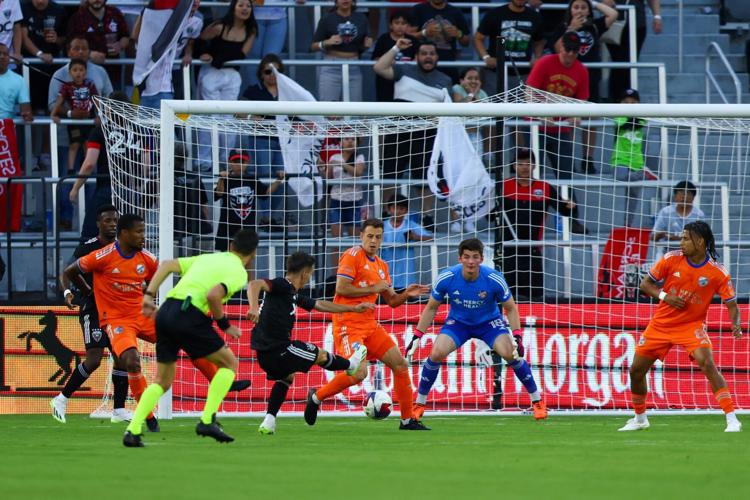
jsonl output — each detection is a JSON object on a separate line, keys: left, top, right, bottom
{"left": 92, "top": 87, "right": 750, "bottom": 417}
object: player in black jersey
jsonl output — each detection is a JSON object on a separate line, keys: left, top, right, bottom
{"left": 248, "top": 251, "right": 372, "bottom": 434}
{"left": 51, "top": 205, "right": 131, "bottom": 423}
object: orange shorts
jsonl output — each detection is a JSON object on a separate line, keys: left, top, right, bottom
{"left": 104, "top": 314, "right": 157, "bottom": 357}
{"left": 635, "top": 322, "right": 712, "bottom": 361}
{"left": 332, "top": 318, "right": 397, "bottom": 361}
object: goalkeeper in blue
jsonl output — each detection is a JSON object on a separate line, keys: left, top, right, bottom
{"left": 407, "top": 238, "right": 548, "bottom": 420}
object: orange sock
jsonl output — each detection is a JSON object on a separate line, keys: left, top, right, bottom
{"left": 192, "top": 357, "right": 218, "bottom": 381}
{"left": 316, "top": 373, "right": 358, "bottom": 401}
{"left": 632, "top": 392, "right": 647, "bottom": 415}
{"left": 714, "top": 387, "right": 735, "bottom": 414}
{"left": 128, "top": 371, "right": 153, "bottom": 419}
{"left": 392, "top": 368, "right": 413, "bottom": 420}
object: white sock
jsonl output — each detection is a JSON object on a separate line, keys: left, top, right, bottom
{"left": 312, "top": 393, "right": 321, "bottom": 405}
{"left": 56, "top": 394, "right": 68, "bottom": 401}
{"left": 635, "top": 413, "right": 648, "bottom": 423}
{"left": 416, "top": 393, "right": 427, "bottom": 405}
{"left": 530, "top": 391, "right": 541, "bottom": 402}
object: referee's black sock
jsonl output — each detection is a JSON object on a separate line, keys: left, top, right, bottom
{"left": 61, "top": 363, "right": 91, "bottom": 398}
{"left": 112, "top": 369, "right": 129, "bottom": 409}
{"left": 323, "top": 353, "right": 350, "bottom": 371}
{"left": 267, "top": 380, "right": 291, "bottom": 417}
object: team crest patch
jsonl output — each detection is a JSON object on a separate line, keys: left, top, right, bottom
{"left": 114, "top": 326, "right": 124, "bottom": 335}
{"left": 378, "top": 270, "right": 386, "bottom": 279}
{"left": 136, "top": 264, "right": 145, "bottom": 274}
{"left": 478, "top": 291, "right": 487, "bottom": 299}
{"left": 92, "top": 328, "right": 103, "bottom": 342}
{"left": 698, "top": 276, "right": 709, "bottom": 287}
{"left": 638, "top": 336, "right": 646, "bottom": 346}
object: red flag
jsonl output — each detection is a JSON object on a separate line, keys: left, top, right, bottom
{"left": 597, "top": 227, "right": 651, "bottom": 300}
{"left": 0, "top": 119, "right": 23, "bottom": 232}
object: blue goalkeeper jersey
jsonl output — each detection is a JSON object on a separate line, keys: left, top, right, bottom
{"left": 430, "top": 264, "right": 513, "bottom": 326}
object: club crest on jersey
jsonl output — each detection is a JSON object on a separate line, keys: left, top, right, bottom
{"left": 698, "top": 276, "right": 709, "bottom": 287}
{"left": 378, "top": 270, "right": 385, "bottom": 279}
{"left": 638, "top": 336, "right": 646, "bottom": 346}
{"left": 92, "top": 328, "right": 103, "bottom": 342}
{"left": 136, "top": 264, "right": 145, "bottom": 274}
{"left": 114, "top": 326, "right": 124, "bottom": 335}
{"left": 478, "top": 291, "right": 487, "bottom": 299}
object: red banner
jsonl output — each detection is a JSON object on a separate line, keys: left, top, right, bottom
{"left": 0, "top": 119, "right": 23, "bottom": 232}
{"left": 597, "top": 227, "right": 651, "bottom": 300}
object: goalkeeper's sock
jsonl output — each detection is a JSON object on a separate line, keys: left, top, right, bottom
{"left": 266, "top": 379, "right": 291, "bottom": 417}
{"left": 508, "top": 359, "right": 538, "bottom": 395}
{"left": 714, "top": 387, "right": 735, "bottom": 414}
{"left": 316, "top": 373, "right": 358, "bottom": 401}
{"left": 61, "top": 362, "right": 91, "bottom": 398}
{"left": 126, "top": 384, "right": 164, "bottom": 435}
{"left": 192, "top": 357, "right": 218, "bottom": 381}
{"left": 417, "top": 358, "right": 441, "bottom": 400}
{"left": 201, "top": 368, "right": 235, "bottom": 424}
{"left": 112, "top": 369, "right": 129, "bottom": 409}
{"left": 323, "top": 352, "right": 350, "bottom": 371}
{"left": 393, "top": 367, "right": 414, "bottom": 420}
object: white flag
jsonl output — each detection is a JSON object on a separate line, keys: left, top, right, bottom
{"left": 427, "top": 117, "right": 495, "bottom": 222}
{"left": 274, "top": 69, "right": 324, "bottom": 208}
{"left": 132, "top": 0, "right": 192, "bottom": 86}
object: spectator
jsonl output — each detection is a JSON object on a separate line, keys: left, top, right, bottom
{"left": 373, "top": 38, "right": 451, "bottom": 228}
{"left": 69, "top": 91, "right": 132, "bottom": 241}
{"left": 652, "top": 180, "right": 704, "bottom": 243}
{"left": 311, "top": 0, "right": 371, "bottom": 102}
{"left": 381, "top": 194, "right": 432, "bottom": 291}
{"left": 66, "top": 0, "right": 129, "bottom": 87}
{"left": 608, "top": 0, "right": 662, "bottom": 101}
{"left": 410, "top": 0, "right": 469, "bottom": 82}
{"left": 610, "top": 88, "right": 649, "bottom": 227}
{"left": 0, "top": 43, "right": 32, "bottom": 122}
{"left": 0, "top": 0, "right": 22, "bottom": 63}
{"left": 245, "top": 0, "right": 303, "bottom": 89}
{"left": 48, "top": 36, "right": 113, "bottom": 110}
{"left": 131, "top": 0, "right": 203, "bottom": 109}
{"left": 21, "top": 0, "right": 66, "bottom": 112}
{"left": 320, "top": 135, "right": 367, "bottom": 238}
{"left": 214, "top": 149, "right": 284, "bottom": 251}
{"left": 473, "top": 0, "right": 545, "bottom": 94}
{"left": 51, "top": 58, "right": 98, "bottom": 187}
{"left": 526, "top": 31, "right": 589, "bottom": 234}
{"left": 499, "top": 148, "right": 575, "bottom": 302}
{"left": 371, "top": 9, "right": 416, "bottom": 102}
{"left": 196, "top": 0, "right": 256, "bottom": 172}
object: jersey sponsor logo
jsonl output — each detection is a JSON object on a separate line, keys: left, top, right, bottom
{"left": 136, "top": 264, "right": 145, "bottom": 274}
{"left": 698, "top": 276, "right": 709, "bottom": 287}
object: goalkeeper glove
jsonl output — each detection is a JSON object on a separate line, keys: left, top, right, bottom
{"left": 405, "top": 328, "right": 425, "bottom": 361}
{"left": 512, "top": 329, "right": 525, "bottom": 359}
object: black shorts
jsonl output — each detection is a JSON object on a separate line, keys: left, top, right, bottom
{"left": 80, "top": 311, "right": 111, "bottom": 350}
{"left": 154, "top": 298, "right": 226, "bottom": 362}
{"left": 256, "top": 341, "right": 319, "bottom": 381}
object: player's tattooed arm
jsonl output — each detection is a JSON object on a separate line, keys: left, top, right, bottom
{"left": 247, "top": 279, "right": 271, "bottom": 323}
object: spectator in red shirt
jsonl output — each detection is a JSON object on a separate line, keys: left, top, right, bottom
{"left": 66, "top": 0, "right": 129, "bottom": 86}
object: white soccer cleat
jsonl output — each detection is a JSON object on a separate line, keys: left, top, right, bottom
{"left": 258, "top": 415, "right": 276, "bottom": 435}
{"left": 111, "top": 408, "right": 133, "bottom": 423}
{"left": 50, "top": 395, "right": 68, "bottom": 424}
{"left": 725, "top": 419, "right": 742, "bottom": 433}
{"left": 618, "top": 416, "right": 650, "bottom": 431}
{"left": 346, "top": 342, "right": 368, "bottom": 376}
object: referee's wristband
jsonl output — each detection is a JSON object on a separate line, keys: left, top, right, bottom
{"left": 216, "top": 316, "right": 232, "bottom": 331}
{"left": 658, "top": 291, "right": 667, "bottom": 301}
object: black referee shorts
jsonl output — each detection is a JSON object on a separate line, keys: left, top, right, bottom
{"left": 256, "top": 341, "right": 319, "bottom": 381}
{"left": 155, "top": 298, "right": 226, "bottom": 362}
{"left": 79, "top": 311, "right": 111, "bottom": 350}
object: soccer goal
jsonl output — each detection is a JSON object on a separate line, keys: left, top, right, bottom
{"left": 91, "top": 88, "right": 750, "bottom": 418}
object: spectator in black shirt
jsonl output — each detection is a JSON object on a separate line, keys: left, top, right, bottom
{"left": 21, "top": 0, "right": 66, "bottom": 113}
{"left": 371, "top": 10, "right": 417, "bottom": 102}
{"left": 499, "top": 148, "right": 575, "bottom": 301}
{"left": 410, "top": 0, "right": 470, "bottom": 82}
{"left": 248, "top": 251, "right": 372, "bottom": 435}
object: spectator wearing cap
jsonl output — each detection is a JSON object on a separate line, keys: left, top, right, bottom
{"left": 499, "top": 148, "right": 575, "bottom": 301}
{"left": 652, "top": 180, "right": 704, "bottom": 243}
{"left": 610, "top": 88, "right": 653, "bottom": 227}
{"left": 526, "top": 30, "right": 588, "bottom": 234}
{"left": 381, "top": 194, "right": 432, "bottom": 291}
{"left": 214, "top": 149, "right": 284, "bottom": 251}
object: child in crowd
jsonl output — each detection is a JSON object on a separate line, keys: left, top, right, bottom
{"left": 381, "top": 195, "right": 432, "bottom": 291}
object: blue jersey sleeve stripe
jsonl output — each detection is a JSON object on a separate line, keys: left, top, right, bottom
{"left": 432, "top": 272, "right": 453, "bottom": 289}
{"left": 337, "top": 273, "right": 355, "bottom": 281}
{"left": 647, "top": 271, "right": 659, "bottom": 282}
{"left": 724, "top": 295, "right": 737, "bottom": 303}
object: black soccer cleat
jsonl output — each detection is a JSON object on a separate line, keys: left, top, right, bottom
{"left": 196, "top": 413, "right": 234, "bottom": 443}
{"left": 123, "top": 431, "right": 144, "bottom": 447}
{"left": 146, "top": 416, "right": 160, "bottom": 433}
{"left": 304, "top": 388, "right": 320, "bottom": 426}
{"left": 399, "top": 418, "right": 431, "bottom": 431}
{"left": 229, "top": 379, "right": 251, "bottom": 392}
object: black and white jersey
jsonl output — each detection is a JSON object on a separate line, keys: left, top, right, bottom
{"left": 251, "top": 278, "right": 317, "bottom": 352}
{"left": 70, "top": 236, "right": 108, "bottom": 316}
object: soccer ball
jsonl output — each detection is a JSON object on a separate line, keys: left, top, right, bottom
{"left": 363, "top": 390, "right": 392, "bottom": 420}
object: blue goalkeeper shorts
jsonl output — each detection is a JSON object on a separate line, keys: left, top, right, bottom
{"left": 440, "top": 318, "right": 510, "bottom": 350}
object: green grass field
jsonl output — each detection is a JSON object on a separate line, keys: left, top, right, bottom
{"left": 1, "top": 414, "right": 748, "bottom": 499}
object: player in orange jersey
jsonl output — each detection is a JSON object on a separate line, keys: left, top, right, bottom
{"left": 64, "top": 214, "right": 247, "bottom": 431}
{"left": 619, "top": 221, "right": 743, "bottom": 432}
{"left": 304, "top": 218, "right": 431, "bottom": 430}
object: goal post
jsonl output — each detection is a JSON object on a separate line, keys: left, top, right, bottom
{"left": 92, "top": 90, "right": 750, "bottom": 418}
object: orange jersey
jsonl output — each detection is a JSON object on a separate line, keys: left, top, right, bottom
{"left": 333, "top": 245, "right": 391, "bottom": 324}
{"left": 647, "top": 250, "right": 736, "bottom": 331}
{"left": 77, "top": 242, "right": 158, "bottom": 323}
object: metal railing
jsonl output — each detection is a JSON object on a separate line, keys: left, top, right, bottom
{"left": 705, "top": 41, "right": 742, "bottom": 104}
